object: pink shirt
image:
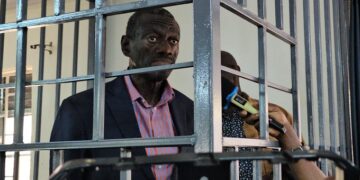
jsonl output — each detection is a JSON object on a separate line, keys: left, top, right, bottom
{"left": 124, "top": 76, "right": 178, "bottom": 180}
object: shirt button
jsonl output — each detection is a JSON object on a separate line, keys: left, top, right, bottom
{"left": 157, "top": 165, "right": 163, "bottom": 169}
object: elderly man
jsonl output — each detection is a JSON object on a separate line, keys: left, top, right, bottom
{"left": 50, "top": 8, "right": 193, "bottom": 180}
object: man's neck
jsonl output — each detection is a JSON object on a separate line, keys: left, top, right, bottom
{"left": 129, "top": 75, "right": 165, "bottom": 106}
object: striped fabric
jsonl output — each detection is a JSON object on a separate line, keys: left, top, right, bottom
{"left": 124, "top": 75, "right": 178, "bottom": 180}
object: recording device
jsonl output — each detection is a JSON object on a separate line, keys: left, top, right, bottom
{"left": 221, "top": 77, "right": 286, "bottom": 134}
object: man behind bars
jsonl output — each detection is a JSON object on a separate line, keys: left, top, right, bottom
{"left": 50, "top": 8, "right": 194, "bottom": 180}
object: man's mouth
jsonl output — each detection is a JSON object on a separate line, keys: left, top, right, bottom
{"left": 151, "top": 58, "right": 174, "bottom": 66}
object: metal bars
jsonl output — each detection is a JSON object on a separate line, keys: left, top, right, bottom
{"left": 0, "top": 1, "right": 5, "bottom": 179}
{"left": 332, "top": 0, "right": 347, "bottom": 157}
{"left": 54, "top": 0, "right": 65, "bottom": 16}
{"left": 275, "top": 0, "right": 283, "bottom": 29}
{"left": 54, "top": 23, "right": 63, "bottom": 113}
{"left": 13, "top": 1, "right": 28, "bottom": 179}
{"left": 313, "top": 0, "right": 326, "bottom": 150}
{"left": 0, "top": 136, "right": 196, "bottom": 151}
{"left": 193, "top": 0, "right": 222, "bottom": 153}
{"left": 237, "top": 0, "right": 246, "bottom": 7}
{"left": 303, "top": 0, "right": 315, "bottom": 149}
{"left": 72, "top": 0, "right": 80, "bottom": 95}
{"left": 0, "top": 0, "right": 6, "bottom": 82}
{"left": 313, "top": 0, "right": 327, "bottom": 172}
{"left": 0, "top": 0, "right": 193, "bottom": 34}
{"left": 324, "top": 0, "right": 336, "bottom": 153}
{"left": 257, "top": 0, "right": 268, "bottom": 141}
{"left": 257, "top": 0, "right": 267, "bottom": 179}
{"left": 289, "top": 0, "right": 300, "bottom": 138}
{"left": 92, "top": 1, "right": 106, "bottom": 140}
{"left": 33, "top": 1, "right": 47, "bottom": 179}
{"left": 338, "top": 0, "right": 354, "bottom": 161}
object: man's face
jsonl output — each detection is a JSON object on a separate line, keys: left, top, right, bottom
{"left": 122, "top": 14, "right": 180, "bottom": 82}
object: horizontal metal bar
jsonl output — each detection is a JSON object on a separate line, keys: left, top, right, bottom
{"left": 0, "top": 135, "right": 196, "bottom": 152}
{"left": 268, "top": 81, "right": 292, "bottom": 93}
{"left": 223, "top": 137, "right": 279, "bottom": 148}
{"left": 0, "top": 0, "right": 192, "bottom": 34}
{"left": 0, "top": 23, "right": 17, "bottom": 32}
{"left": 221, "top": 66, "right": 259, "bottom": 83}
{"left": 221, "top": 66, "right": 292, "bottom": 93}
{"left": 31, "top": 75, "right": 94, "bottom": 86}
{"left": 221, "top": 0, "right": 296, "bottom": 45}
{"left": 0, "top": 62, "right": 194, "bottom": 89}
{"left": 50, "top": 150, "right": 360, "bottom": 180}
{"left": 106, "top": 61, "right": 193, "bottom": 78}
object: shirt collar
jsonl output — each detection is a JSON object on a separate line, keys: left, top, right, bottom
{"left": 124, "top": 75, "right": 175, "bottom": 107}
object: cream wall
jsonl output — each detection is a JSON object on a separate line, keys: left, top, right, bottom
{"left": 1, "top": 0, "right": 340, "bottom": 179}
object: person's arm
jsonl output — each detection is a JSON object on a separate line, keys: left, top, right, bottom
{"left": 278, "top": 120, "right": 331, "bottom": 180}
{"left": 244, "top": 102, "right": 333, "bottom": 180}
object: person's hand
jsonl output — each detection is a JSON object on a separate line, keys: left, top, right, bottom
{"left": 241, "top": 99, "right": 302, "bottom": 150}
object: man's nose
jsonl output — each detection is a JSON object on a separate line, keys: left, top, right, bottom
{"left": 156, "top": 41, "right": 173, "bottom": 55}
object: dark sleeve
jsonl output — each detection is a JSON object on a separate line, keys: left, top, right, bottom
{"left": 186, "top": 98, "right": 194, "bottom": 134}
{"left": 49, "top": 98, "right": 91, "bottom": 179}
{"left": 50, "top": 98, "right": 89, "bottom": 142}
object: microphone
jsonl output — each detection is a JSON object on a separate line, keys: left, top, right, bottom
{"left": 221, "top": 77, "right": 286, "bottom": 134}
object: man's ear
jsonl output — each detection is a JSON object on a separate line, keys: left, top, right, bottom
{"left": 121, "top": 35, "right": 130, "bottom": 56}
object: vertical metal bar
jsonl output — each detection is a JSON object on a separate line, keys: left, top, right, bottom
{"left": 72, "top": 0, "right": 80, "bottom": 95}
{"left": 51, "top": 150, "right": 64, "bottom": 172}
{"left": 92, "top": 0, "right": 106, "bottom": 140}
{"left": 272, "top": 163, "right": 282, "bottom": 180}
{"left": 303, "top": 0, "right": 315, "bottom": 149}
{"left": 252, "top": 159, "right": 261, "bottom": 180}
{"left": 237, "top": 0, "right": 247, "bottom": 7}
{"left": 338, "top": 0, "right": 353, "bottom": 162}
{"left": 120, "top": 148, "right": 132, "bottom": 180}
{"left": 289, "top": 0, "right": 301, "bottom": 139}
{"left": 54, "top": 24, "right": 63, "bottom": 112}
{"left": 0, "top": 0, "right": 6, "bottom": 83}
{"left": 349, "top": 0, "right": 360, "bottom": 166}
{"left": 0, "top": 152, "right": 4, "bottom": 180}
{"left": 275, "top": 0, "right": 284, "bottom": 30}
{"left": 257, "top": 0, "right": 267, "bottom": 178}
{"left": 314, "top": 0, "right": 328, "bottom": 172}
{"left": 87, "top": 2, "right": 95, "bottom": 89}
{"left": 14, "top": 0, "right": 28, "bottom": 179}
{"left": 54, "top": 0, "right": 65, "bottom": 16}
{"left": 33, "top": 1, "right": 47, "bottom": 180}
{"left": 324, "top": 0, "right": 336, "bottom": 153}
{"left": 193, "top": 0, "right": 222, "bottom": 153}
{"left": 332, "top": 0, "right": 346, "bottom": 157}
{"left": 14, "top": 1, "right": 28, "bottom": 180}
{"left": 230, "top": 147, "right": 239, "bottom": 180}
{"left": 257, "top": 0, "right": 268, "bottom": 141}
{"left": 0, "top": 2, "right": 5, "bottom": 179}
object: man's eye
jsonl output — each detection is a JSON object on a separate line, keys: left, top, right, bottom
{"left": 170, "top": 39, "right": 178, "bottom": 45}
{"left": 148, "top": 36, "right": 157, "bottom": 42}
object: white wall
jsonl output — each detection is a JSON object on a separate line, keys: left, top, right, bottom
{"left": 1, "top": 0, "right": 341, "bottom": 179}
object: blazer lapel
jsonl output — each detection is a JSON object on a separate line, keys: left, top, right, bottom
{"left": 105, "top": 77, "right": 141, "bottom": 139}
{"left": 169, "top": 93, "right": 189, "bottom": 136}
{"left": 105, "top": 77, "right": 154, "bottom": 179}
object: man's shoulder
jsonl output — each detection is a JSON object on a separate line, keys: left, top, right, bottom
{"left": 62, "top": 88, "right": 94, "bottom": 107}
{"left": 172, "top": 89, "right": 193, "bottom": 104}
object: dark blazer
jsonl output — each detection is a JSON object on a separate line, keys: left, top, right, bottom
{"left": 50, "top": 77, "right": 194, "bottom": 180}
